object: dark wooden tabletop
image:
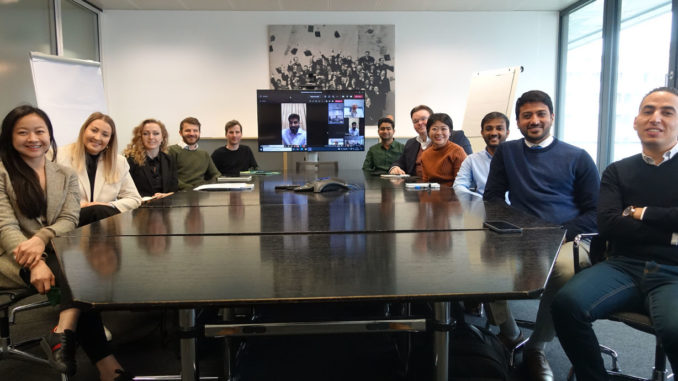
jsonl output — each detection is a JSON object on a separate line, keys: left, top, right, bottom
{"left": 53, "top": 170, "right": 564, "bottom": 309}
{"left": 55, "top": 229, "right": 564, "bottom": 309}
{"left": 63, "top": 171, "right": 557, "bottom": 237}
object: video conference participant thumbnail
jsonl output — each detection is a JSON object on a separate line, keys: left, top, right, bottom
{"left": 282, "top": 113, "right": 306, "bottom": 146}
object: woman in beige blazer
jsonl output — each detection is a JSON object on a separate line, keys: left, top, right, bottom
{"left": 57, "top": 112, "right": 141, "bottom": 226}
{"left": 0, "top": 106, "right": 132, "bottom": 380}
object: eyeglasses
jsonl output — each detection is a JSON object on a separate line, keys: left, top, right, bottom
{"left": 412, "top": 117, "right": 428, "bottom": 124}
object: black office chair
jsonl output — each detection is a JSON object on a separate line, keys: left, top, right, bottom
{"left": 0, "top": 288, "right": 52, "bottom": 365}
{"left": 568, "top": 233, "right": 674, "bottom": 381}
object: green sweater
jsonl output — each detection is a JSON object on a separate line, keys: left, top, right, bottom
{"left": 362, "top": 140, "right": 404, "bottom": 173}
{"left": 169, "top": 144, "right": 220, "bottom": 191}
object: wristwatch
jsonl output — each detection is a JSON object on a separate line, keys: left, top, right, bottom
{"left": 622, "top": 205, "right": 635, "bottom": 217}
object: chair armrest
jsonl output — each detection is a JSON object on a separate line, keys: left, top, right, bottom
{"left": 573, "top": 233, "right": 599, "bottom": 273}
{"left": 9, "top": 298, "right": 51, "bottom": 324}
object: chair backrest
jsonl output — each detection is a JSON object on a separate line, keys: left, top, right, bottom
{"left": 588, "top": 234, "right": 608, "bottom": 265}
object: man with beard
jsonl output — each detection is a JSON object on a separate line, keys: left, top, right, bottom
{"left": 169, "top": 117, "right": 220, "bottom": 191}
{"left": 362, "top": 117, "right": 403, "bottom": 174}
{"left": 453, "top": 111, "right": 510, "bottom": 196}
{"left": 483, "top": 90, "right": 600, "bottom": 381}
{"left": 348, "top": 121, "right": 359, "bottom": 136}
{"left": 553, "top": 87, "right": 678, "bottom": 381}
{"left": 281, "top": 113, "right": 306, "bottom": 146}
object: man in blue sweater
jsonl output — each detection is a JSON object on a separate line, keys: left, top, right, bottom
{"left": 552, "top": 87, "right": 678, "bottom": 381}
{"left": 484, "top": 90, "right": 600, "bottom": 381}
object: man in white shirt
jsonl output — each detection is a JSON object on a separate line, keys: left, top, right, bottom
{"left": 282, "top": 113, "right": 306, "bottom": 146}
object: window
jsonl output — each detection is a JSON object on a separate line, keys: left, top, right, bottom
{"left": 559, "top": 0, "right": 604, "bottom": 162}
{"left": 0, "top": 0, "right": 100, "bottom": 115}
{"left": 612, "top": 0, "right": 672, "bottom": 161}
{"left": 61, "top": 0, "right": 100, "bottom": 61}
{"left": 558, "top": 0, "right": 677, "bottom": 169}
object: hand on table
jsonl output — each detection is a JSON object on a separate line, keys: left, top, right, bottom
{"left": 389, "top": 166, "right": 405, "bottom": 175}
{"left": 152, "top": 192, "right": 174, "bottom": 200}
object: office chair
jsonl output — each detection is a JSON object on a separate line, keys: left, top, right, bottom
{"left": 567, "top": 233, "right": 674, "bottom": 381}
{"left": 0, "top": 288, "right": 51, "bottom": 364}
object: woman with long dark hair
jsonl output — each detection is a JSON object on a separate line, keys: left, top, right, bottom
{"left": 0, "top": 106, "right": 132, "bottom": 380}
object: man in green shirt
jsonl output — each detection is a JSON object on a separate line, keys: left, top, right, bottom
{"left": 362, "top": 117, "right": 404, "bottom": 174}
{"left": 169, "top": 116, "right": 220, "bottom": 191}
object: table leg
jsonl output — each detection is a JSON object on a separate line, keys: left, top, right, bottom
{"left": 220, "top": 308, "right": 233, "bottom": 380}
{"left": 433, "top": 301, "right": 450, "bottom": 381}
{"left": 179, "top": 309, "right": 199, "bottom": 381}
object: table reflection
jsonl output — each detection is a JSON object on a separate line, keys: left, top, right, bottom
{"left": 132, "top": 208, "right": 172, "bottom": 256}
{"left": 411, "top": 191, "right": 464, "bottom": 255}
{"left": 184, "top": 206, "right": 205, "bottom": 247}
{"left": 79, "top": 219, "right": 122, "bottom": 277}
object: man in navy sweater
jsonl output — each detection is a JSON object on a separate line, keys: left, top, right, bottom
{"left": 552, "top": 87, "right": 678, "bottom": 381}
{"left": 484, "top": 90, "right": 600, "bottom": 381}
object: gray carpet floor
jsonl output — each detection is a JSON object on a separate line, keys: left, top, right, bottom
{"left": 0, "top": 295, "right": 672, "bottom": 380}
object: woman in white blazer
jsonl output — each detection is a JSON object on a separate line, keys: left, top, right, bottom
{"left": 57, "top": 112, "right": 141, "bottom": 226}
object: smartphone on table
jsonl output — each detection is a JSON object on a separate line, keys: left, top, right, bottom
{"left": 483, "top": 220, "right": 522, "bottom": 234}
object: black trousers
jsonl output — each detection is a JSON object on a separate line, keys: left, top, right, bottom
{"left": 21, "top": 246, "right": 112, "bottom": 364}
{"left": 78, "top": 204, "right": 120, "bottom": 227}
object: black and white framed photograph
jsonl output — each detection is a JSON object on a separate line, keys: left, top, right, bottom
{"left": 268, "top": 25, "right": 395, "bottom": 125}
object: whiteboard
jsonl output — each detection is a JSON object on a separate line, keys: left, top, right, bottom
{"left": 461, "top": 66, "right": 521, "bottom": 137}
{"left": 29, "top": 52, "right": 107, "bottom": 147}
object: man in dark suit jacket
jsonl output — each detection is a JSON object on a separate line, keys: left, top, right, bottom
{"left": 389, "top": 105, "right": 472, "bottom": 176}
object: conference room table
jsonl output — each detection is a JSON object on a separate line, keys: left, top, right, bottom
{"left": 52, "top": 169, "right": 564, "bottom": 381}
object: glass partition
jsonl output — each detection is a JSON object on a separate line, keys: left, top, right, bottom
{"left": 0, "top": 0, "right": 52, "bottom": 115}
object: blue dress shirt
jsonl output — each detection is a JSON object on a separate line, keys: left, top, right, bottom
{"left": 453, "top": 149, "right": 493, "bottom": 196}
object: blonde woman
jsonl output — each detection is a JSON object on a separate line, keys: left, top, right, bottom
{"left": 57, "top": 112, "right": 141, "bottom": 226}
{"left": 123, "top": 118, "right": 177, "bottom": 199}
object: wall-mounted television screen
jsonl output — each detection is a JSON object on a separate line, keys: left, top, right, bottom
{"left": 257, "top": 89, "right": 366, "bottom": 152}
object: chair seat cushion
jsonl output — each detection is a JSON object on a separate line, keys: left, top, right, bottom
{"left": 609, "top": 312, "right": 654, "bottom": 334}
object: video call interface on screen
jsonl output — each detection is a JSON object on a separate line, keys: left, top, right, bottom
{"left": 257, "top": 89, "right": 366, "bottom": 152}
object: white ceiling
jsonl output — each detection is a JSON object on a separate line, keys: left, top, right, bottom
{"left": 86, "top": 0, "right": 579, "bottom": 12}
